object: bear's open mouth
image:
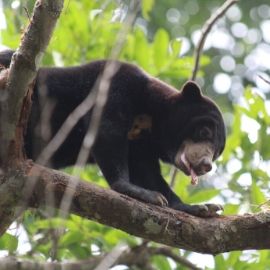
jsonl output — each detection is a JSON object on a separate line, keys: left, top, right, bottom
{"left": 180, "top": 153, "right": 199, "bottom": 185}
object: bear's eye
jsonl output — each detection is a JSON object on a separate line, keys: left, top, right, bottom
{"left": 199, "top": 127, "right": 213, "bottom": 140}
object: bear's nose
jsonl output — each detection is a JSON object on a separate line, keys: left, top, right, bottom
{"left": 200, "top": 158, "right": 212, "bottom": 173}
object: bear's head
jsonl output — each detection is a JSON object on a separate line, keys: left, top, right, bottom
{"left": 164, "top": 81, "right": 226, "bottom": 185}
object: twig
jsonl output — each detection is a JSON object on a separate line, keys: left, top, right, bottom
{"left": 191, "top": 0, "right": 239, "bottom": 80}
{"left": 23, "top": 7, "right": 31, "bottom": 21}
{"left": 258, "top": 74, "right": 270, "bottom": 85}
{"left": 0, "top": 256, "right": 102, "bottom": 270}
{"left": 151, "top": 247, "right": 202, "bottom": 270}
{"left": 144, "top": 264, "right": 157, "bottom": 270}
{"left": 257, "top": 199, "right": 270, "bottom": 210}
{"left": 94, "top": 243, "right": 129, "bottom": 270}
{"left": 121, "top": 242, "right": 201, "bottom": 270}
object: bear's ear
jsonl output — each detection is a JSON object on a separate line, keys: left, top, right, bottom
{"left": 181, "top": 81, "right": 202, "bottom": 100}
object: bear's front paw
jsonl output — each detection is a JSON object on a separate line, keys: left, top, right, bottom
{"left": 172, "top": 203, "right": 223, "bottom": 217}
{"left": 204, "top": 203, "right": 223, "bottom": 217}
{"left": 146, "top": 191, "right": 168, "bottom": 207}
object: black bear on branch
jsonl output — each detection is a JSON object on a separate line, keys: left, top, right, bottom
{"left": 0, "top": 49, "right": 226, "bottom": 217}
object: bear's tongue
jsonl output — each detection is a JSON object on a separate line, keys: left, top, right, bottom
{"left": 180, "top": 153, "right": 198, "bottom": 185}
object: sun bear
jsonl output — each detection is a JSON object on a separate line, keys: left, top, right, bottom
{"left": 0, "top": 49, "right": 226, "bottom": 217}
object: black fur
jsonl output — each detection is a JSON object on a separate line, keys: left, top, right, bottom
{"left": 1, "top": 50, "right": 226, "bottom": 217}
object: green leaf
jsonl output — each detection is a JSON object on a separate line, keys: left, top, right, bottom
{"left": 68, "top": 244, "right": 90, "bottom": 259}
{"left": 223, "top": 204, "right": 240, "bottom": 215}
{"left": 259, "top": 124, "right": 270, "bottom": 160}
{"left": 222, "top": 108, "right": 242, "bottom": 162}
{"left": 187, "top": 189, "right": 220, "bottom": 204}
{"left": 260, "top": 250, "right": 270, "bottom": 264}
{"left": 142, "top": 0, "right": 155, "bottom": 20}
{"left": 174, "top": 173, "right": 190, "bottom": 202}
{"left": 152, "top": 255, "right": 171, "bottom": 270}
{"left": 171, "top": 39, "right": 182, "bottom": 58}
{"left": 34, "top": 218, "right": 67, "bottom": 230}
{"left": 227, "top": 251, "right": 242, "bottom": 267}
{"left": 60, "top": 231, "right": 84, "bottom": 247}
{"left": 103, "top": 230, "right": 133, "bottom": 246}
{"left": 200, "top": 55, "right": 211, "bottom": 66}
{"left": 134, "top": 29, "right": 151, "bottom": 69}
{"left": 0, "top": 233, "right": 18, "bottom": 253}
{"left": 153, "top": 29, "right": 169, "bottom": 70}
{"left": 251, "top": 181, "right": 266, "bottom": 207}
{"left": 215, "top": 254, "right": 227, "bottom": 270}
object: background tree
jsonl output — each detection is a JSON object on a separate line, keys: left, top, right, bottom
{"left": 0, "top": 0, "right": 270, "bottom": 269}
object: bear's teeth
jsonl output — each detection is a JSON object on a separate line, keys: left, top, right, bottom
{"left": 180, "top": 153, "right": 198, "bottom": 185}
{"left": 190, "top": 169, "right": 198, "bottom": 185}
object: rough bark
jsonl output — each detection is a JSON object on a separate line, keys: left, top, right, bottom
{"left": 0, "top": 0, "right": 64, "bottom": 166}
{"left": 20, "top": 161, "right": 270, "bottom": 255}
{"left": 0, "top": 0, "right": 269, "bottom": 260}
{"left": 0, "top": 0, "right": 64, "bottom": 234}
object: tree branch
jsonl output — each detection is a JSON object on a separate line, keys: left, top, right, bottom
{"left": 14, "top": 161, "right": 270, "bottom": 255}
{"left": 258, "top": 75, "right": 270, "bottom": 85}
{"left": 191, "top": 0, "right": 239, "bottom": 80}
{"left": 150, "top": 247, "right": 202, "bottom": 270}
{"left": 0, "top": 256, "right": 102, "bottom": 270}
{"left": 0, "top": 0, "right": 64, "bottom": 165}
{"left": 0, "top": 0, "right": 64, "bottom": 234}
{"left": 0, "top": 244, "right": 200, "bottom": 270}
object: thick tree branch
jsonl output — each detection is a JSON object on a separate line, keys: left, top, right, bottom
{"left": 15, "top": 161, "right": 270, "bottom": 255}
{"left": 0, "top": 0, "right": 63, "bottom": 166}
{"left": 0, "top": 0, "right": 64, "bottom": 234}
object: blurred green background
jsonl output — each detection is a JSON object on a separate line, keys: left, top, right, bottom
{"left": 1, "top": 0, "right": 270, "bottom": 269}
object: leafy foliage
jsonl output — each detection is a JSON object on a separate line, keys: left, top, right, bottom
{"left": 1, "top": 0, "right": 270, "bottom": 269}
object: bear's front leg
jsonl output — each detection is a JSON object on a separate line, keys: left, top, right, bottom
{"left": 93, "top": 131, "right": 168, "bottom": 207}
